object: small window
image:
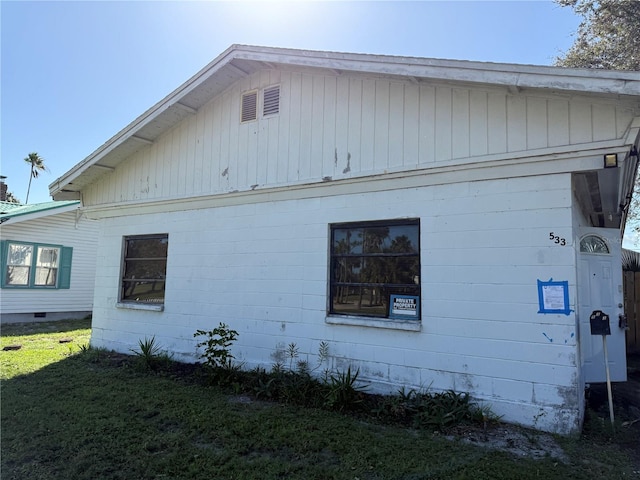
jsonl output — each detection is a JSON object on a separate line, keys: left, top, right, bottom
{"left": 580, "top": 235, "right": 610, "bottom": 254}
{"left": 6, "top": 243, "right": 32, "bottom": 286}
{"left": 120, "top": 234, "right": 168, "bottom": 304}
{"left": 329, "top": 219, "right": 421, "bottom": 320}
{"left": 241, "top": 90, "right": 258, "bottom": 123}
{"left": 263, "top": 85, "right": 280, "bottom": 116}
{"left": 34, "top": 246, "right": 60, "bottom": 286}
{"left": 1, "top": 241, "right": 71, "bottom": 289}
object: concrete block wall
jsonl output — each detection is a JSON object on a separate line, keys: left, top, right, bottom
{"left": 91, "top": 172, "right": 581, "bottom": 433}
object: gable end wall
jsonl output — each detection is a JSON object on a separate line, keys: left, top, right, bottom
{"left": 82, "top": 69, "right": 638, "bottom": 207}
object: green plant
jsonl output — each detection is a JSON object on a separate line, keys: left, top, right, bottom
{"left": 286, "top": 342, "right": 299, "bottom": 370}
{"left": 131, "top": 336, "right": 164, "bottom": 370}
{"left": 194, "top": 323, "right": 239, "bottom": 369}
{"left": 324, "top": 366, "right": 369, "bottom": 411}
{"left": 411, "top": 390, "right": 484, "bottom": 430}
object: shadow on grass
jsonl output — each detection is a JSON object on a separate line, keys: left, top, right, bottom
{"left": 1, "top": 318, "right": 92, "bottom": 338}
{"left": 1, "top": 349, "right": 638, "bottom": 480}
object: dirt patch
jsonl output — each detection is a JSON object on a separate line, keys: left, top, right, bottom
{"left": 444, "top": 424, "right": 568, "bottom": 462}
{"left": 587, "top": 353, "right": 640, "bottom": 424}
{"left": 452, "top": 353, "right": 639, "bottom": 465}
{"left": 437, "top": 355, "right": 640, "bottom": 463}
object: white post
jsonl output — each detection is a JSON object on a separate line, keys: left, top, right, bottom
{"left": 602, "top": 335, "right": 615, "bottom": 429}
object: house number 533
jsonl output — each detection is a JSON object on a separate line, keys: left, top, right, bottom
{"left": 549, "top": 232, "right": 566, "bottom": 246}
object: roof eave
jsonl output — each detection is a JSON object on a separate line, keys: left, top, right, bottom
{"left": 0, "top": 201, "right": 80, "bottom": 225}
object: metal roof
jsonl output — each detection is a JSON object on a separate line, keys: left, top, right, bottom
{"left": 49, "top": 44, "right": 640, "bottom": 200}
{"left": 0, "top": 200, "right": 80, "bottom": 224}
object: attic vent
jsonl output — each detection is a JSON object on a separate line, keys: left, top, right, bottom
{"left": 241, "top": 90, "right": 258, "bottom": 123}
{"left": 263, "top": 85, "right": 280, "bottom": 116}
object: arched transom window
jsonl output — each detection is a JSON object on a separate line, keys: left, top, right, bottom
{"left": 579, "top": 235, "right": 610, "bottom": 254}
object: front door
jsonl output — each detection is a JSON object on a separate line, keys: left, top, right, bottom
{"left": 577, "top": 228, "right": 627, "bottom": 383}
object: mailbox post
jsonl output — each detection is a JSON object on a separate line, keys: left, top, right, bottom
{"left": 589, "top": 310, "right": 614, "bottom": 428}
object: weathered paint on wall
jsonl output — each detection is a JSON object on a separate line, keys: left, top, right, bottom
{"left": 82, "top": 69, "right": 636, "bottom": 207}
{"left": 90, "top": 172, "right": 581, "bottom": 433}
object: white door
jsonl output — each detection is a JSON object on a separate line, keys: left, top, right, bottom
{"left": 577, "top": 228, "right": 627, "bottom": 383}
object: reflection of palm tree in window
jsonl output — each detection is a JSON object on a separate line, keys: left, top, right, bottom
{"left": 334, "top": 229, "right": 362, "bottom": 304}
{"left": 359, "top": 227, "right": 389, "bottom": 308}
{"left": 389, "top": 235, "right": 419, "bottom": 284}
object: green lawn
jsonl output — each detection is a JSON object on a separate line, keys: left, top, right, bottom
{"left": 1, "top": 319, "right": 638, "bottom": 480}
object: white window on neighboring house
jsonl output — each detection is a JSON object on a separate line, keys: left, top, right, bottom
{"left": 120, "top": 234, "right": 168, "bottom": 305}
{"left": 329, "top": 219, "right": 421, "bottom": 321}
{"left": 1, "top": 241, "right": 72, "bottom": 289}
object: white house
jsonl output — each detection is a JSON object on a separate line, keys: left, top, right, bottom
{"left": 49, "top": 45, "right": 640, "bottom": 433}
{"left": 1, "top": 200, "right": 99, "bottom": 323}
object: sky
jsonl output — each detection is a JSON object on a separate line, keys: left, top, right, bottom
{"left": 4, "top": 1, "right": 635, "bottom": 246}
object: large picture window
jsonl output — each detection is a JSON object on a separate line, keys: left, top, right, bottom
{"left": 120, "top": 234, "right": 168, "bottom": 304}
{"left": 0, "top": 241, "right": 72, "bottom": 289}
{"left": 329, "top": 219, "right": 420, "bottom": 320}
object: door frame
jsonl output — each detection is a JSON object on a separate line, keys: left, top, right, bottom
{"left": 577, "top": 228, "right": 627, "bottom": 383}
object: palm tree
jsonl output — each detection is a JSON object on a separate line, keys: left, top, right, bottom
{"left": 24, "top": 152, "right": 48, "bottom": 204}
{"left": 5, "top": 191, "right": 20, "bottom": 203}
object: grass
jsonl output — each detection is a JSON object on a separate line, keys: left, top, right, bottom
{"left": 0, "top": 318, "right": 91, "bottom": 378}
{"left": 1, "top": 319, "right": 639, "bottom": 480}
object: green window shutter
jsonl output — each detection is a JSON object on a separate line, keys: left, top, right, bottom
{"left": 58, "top": 246, "right": 73, "bottom": 289}
{"left": 0, "top": 240, "right": 7, "bottom": 288}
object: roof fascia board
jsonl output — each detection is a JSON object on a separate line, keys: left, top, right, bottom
{"left": 232, "top": 46, "right": 640, "bottom": 95}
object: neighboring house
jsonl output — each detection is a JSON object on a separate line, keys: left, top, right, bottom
{"left": 0, "top": 200, "right": 99, "bottom": 323}
{"left": 49, "top": 45, "right": 640, "bottom": 433}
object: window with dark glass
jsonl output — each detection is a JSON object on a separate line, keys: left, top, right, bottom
{"left": 329, "top": 219, "right": 420, "bottom": 320}
{"left": 121, "top": 234, "right": 168, "bottom": 304}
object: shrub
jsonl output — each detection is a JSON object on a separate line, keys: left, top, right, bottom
{"left": 130, "top": 336, "right": 173, "bottom": 371}
{"left": 324, "top": 366, "right": 369, "bottom": 411}
{"left": 194, "top": 323, "right": 239, "bottom": 369}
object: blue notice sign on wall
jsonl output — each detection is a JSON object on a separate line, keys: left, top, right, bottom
{"left": 389, "top": 295, "right": 420, "bottom": 320}
{"left": 537, "top": 278, "right": 572, "bottom": 316}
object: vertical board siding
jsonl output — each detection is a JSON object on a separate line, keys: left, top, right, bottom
{"left": 0, "top": 211, "right": 99, "bottom": 315}
{"left": 435, "top": 87, "right": 453, "bottom": 161}
{"left": 299, "top": 74, "right": 314, "bottom": 180}
{"left": 348, "top": 78, "right": 363, "bottom": 174}
{"left": 507, "top": 96, "right": 527, "bottom": 152}
{"left": 335, "top": 76, "right": 351, "bottom": 175}
{"left": 548, "top": 99, "right": 570, "bottom": 147}
{"left": 90, "top": 173, "right": 579, "bottom": 432}
{"left": 373, "top": 80, "right": 390, "bottom": 171}
{"left": 388, "top": 82, "right": 405, "bottom": 168}
{"left": 487, "top": 92, "right": 508, "bottom": 154}
{"left": 360, "top": 79, "right": 376, "bottom": 171}
{"left": 418, "top": 84, "right": 436, "bottom": 163}
{"left": 469, "top": 90, "right": 488, "bottom": 157}
{"left": 452, "top": 88, "right": 470, "bottom": 159}
{"left": 309, "top": 75, "right": 325, "bottom": 180}
{"left": 321, "top": 76, "right": 337, "bottom": 178}
{"left": 82, "top": 70, "right": 635, "bottom": 207}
